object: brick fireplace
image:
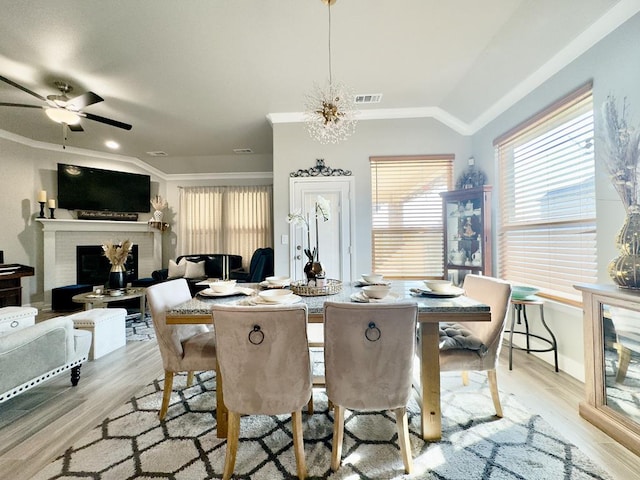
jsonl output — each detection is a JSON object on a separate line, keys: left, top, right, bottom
{"left": 37, "top": 219, "right": 162, "bottom": 307}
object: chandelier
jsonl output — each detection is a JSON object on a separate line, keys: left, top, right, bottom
{"left": 304, "top": 0, "right": 357, "bottom": 144}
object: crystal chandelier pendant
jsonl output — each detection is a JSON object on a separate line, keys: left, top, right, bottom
{"left": 304, "top": 0, "right": 358, "bottom": 144}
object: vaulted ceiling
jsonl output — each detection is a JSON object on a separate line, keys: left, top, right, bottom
{"left": 0, "top": 0, "right": 636, "bottom": 175}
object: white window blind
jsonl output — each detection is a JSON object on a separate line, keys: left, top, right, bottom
{"left": 495, "top": 83, "right": 596, "bottom": 303}
{"left": 370, "top": 155, "right": 453, "bottom": 278}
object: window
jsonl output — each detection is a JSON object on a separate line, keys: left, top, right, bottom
{"left": 370, "top": 155, "right": 453, "bottom": 278}
{"left": 495, "top": 83, "right": 596, "bottom": 303}
{"left": 178, "top": 185, "right": 273, "bottom": 269}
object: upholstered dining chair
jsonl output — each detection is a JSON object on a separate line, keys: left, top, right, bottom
{"left": 146, "top": 278, "right": 216, "bottom": 420}
{"left": 323, "top": 301, "right": 418, "bottom": 474}
{"left": 211, "top": 304, "right": 312, "bottom": 480}
{"left": 438, "top": 274, "right": 512, "bottom": 417}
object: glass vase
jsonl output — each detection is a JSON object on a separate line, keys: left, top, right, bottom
{"left": 609, "top": 207, "right": 640, "bottom": 289}
{"left": 108, "top": 264, "right": 126, "bottom": 290}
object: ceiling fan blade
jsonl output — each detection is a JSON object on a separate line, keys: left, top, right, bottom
{"left": 68, "top": 122, "right": 84, "bottom": 132}
{"left": 67, "top": 91, "right": 103, "bottom": 110}
{"left": 0, "top": 102, "right": 44, "bottom": 108}
{"left": 82, "top": 112, "right": 132, "bottom": 130}
{"left": 0, "top": 75, "right": 47, "bottom": 102}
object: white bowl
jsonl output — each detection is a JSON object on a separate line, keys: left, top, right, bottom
{"left": 423, "top": 279, "right": 453, "bottom": 293}
{"left": 362, "top": 273, "right": 384, "bottom": 284}
{"left": 258, "top": 289, "right": 294, "bottom": 303}
{"left": 209, "top": 280, "right": 237, "bottom": 293}
{"left": 265, "top": 275, "right": 290, "bottom": 286}
{"left": 362, "top": 285, "right": 391, "bottom": 299}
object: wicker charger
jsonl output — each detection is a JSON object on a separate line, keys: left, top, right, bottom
{"left": 290, "top": 279, "right": 342, "bottom": 296}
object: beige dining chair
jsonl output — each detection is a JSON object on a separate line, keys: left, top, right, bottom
{"left": 323, "top": 301, "right": 418, "bottom": 474}
{"left": 211, "top": 304, "right": 312, "bottom": 480}
{"left": 439, "top": 274, "right": 512, "bottom": 417}
{"left": 146, "top": 278, "right": 216, "bottom": 420}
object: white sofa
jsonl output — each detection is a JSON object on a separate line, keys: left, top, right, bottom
{"left": 0, "top": 308, "right": 92, "bottom": 403}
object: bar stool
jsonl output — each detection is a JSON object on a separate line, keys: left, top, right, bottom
{"left": 505, "top": 297, "right": 558, "bottom": 372}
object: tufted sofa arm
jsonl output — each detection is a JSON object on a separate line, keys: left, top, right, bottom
{"left": 0, "top": 316, "right": 91, "bottom": 403}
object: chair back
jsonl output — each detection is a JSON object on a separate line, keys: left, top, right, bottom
{"left": 460, "top": 274, "right": 512, "bottom": 365}
{"left": 212, "top": 304, "right": 311, "bottom": 415}
{"left": 247, "top": 247, "right": 274, "bottom": 282}
{"left": 146, "top": 279, "right": 210, "bottom": 370}
{"left": 323, "top": 301, "right": 418, "bottom": 411}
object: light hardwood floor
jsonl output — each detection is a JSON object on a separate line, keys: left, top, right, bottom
{"left": 1, "top": 324, "right": 638, "bottom": 480}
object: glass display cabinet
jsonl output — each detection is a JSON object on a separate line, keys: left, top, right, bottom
{"left": 440, "top": 186, "right": 492, "bottom": 284}
{"left": 574, "top": 283, "right": 640, "bottom": 456}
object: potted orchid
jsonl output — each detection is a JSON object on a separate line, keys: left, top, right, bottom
{"left": 287, "top": 195, "right": 331, "bottom": 282}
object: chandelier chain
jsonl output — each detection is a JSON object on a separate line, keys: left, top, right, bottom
{"left": 327, "top": 1, "right": 332, "bottom": 86}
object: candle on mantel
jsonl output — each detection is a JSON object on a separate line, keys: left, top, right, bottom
{"left": 48, "top": 199, "right": 56, "bottom": 208}
{"left": 38, "top": 190, "right": 47, "bottom": 203}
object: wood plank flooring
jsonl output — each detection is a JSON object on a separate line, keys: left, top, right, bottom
{"left": 1, "top": 327, "right": 638, "bottom": 479}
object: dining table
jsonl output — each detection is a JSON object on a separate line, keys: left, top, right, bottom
{"left": 165, "top": 279, "right": 490, "bottom": 441}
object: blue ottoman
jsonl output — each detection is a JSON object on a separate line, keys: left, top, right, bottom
{"left": 52, "top": 284, "right": 93, "bottom": 312}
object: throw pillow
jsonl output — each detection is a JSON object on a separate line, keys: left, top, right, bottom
{"left": 167, "top": 258, "right": 187, "bottom": 279}
{"left": 184, "top": 260, "right": 206, "bottom": 279}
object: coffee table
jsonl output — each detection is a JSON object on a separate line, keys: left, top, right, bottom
{"left": 72, "top": 287, "right": 147, "bottom": 315}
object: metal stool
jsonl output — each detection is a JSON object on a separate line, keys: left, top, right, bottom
{"left": 505, "top": 298, "right": 558, "bottom": 372}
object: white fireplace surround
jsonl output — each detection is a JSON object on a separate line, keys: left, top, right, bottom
{"left": 38, "top": 219, "right": 162, "bottom": 306}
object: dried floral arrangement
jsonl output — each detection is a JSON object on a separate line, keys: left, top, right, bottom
{"left": 102, "top": 239, "right": 133, "bottom": 266}
{"left": 150, "top": 195, "right": 168, "bottom": 211}
{"left": 601, "top": 95, "right": 640, "bottom": 211}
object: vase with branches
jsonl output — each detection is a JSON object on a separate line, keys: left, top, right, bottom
{"left": 288, "top": 195, "right": 331, "bottom": 283}
{"left": 102, "top": 239, "right": 132, "bottom": 290}
{"left": 601, "top": 95, "right": 640, "bottom": 288}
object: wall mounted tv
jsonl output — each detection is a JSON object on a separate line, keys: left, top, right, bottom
{"left": 57, "top": 163, "right": 151, "bottom": 213}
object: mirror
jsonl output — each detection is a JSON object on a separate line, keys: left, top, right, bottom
{"left": 602, "top": 303, "right": 640, "bottom": 424}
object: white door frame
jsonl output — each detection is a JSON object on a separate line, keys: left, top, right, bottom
{"left": 289, "top": 176, "right": 355, "bottom": 281}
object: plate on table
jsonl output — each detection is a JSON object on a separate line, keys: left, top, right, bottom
{"left": 85, "top": 293, "right": 104, "bottom": 299}
{"left": 410, "top": 286, "right": 465, "bottom": 298}
{"left": 248, "top": 294, "right": 302, "bottom": 305}
{"left": 258, "top": 280, "right": 291, "bottom": 289}
{"left": 198, "top": 287, "right": 253, "bottom": 298}
{"left": 350, "top": 291, "right": 402, "bottom": 303}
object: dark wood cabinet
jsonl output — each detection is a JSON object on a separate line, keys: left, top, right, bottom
{"left": 440, "top": 186, "right": 492, "bottom": 284}
{"left": 0, "top": 264, "right": 35, "bottom": 306}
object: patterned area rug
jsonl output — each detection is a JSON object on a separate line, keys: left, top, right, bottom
{"left": 125, "top": 312, "right": 155, "bottom": 341}
{"left": 32, "top": 371, "right": 612, "bottom": 480}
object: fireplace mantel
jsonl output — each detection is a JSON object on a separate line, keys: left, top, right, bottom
{"left": 37, "top": 219, "right": 162, "bottom": 307}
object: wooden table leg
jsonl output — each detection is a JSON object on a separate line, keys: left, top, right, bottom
{"left": 418, "top": 322, "right": 441, "bottom": 441}
{"left": 216, "top": 360, "right": 228, "bottom": 438}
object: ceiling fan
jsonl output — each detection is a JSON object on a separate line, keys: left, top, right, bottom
{"left": 0, "top": 74, "right": 132, "bottom": 132}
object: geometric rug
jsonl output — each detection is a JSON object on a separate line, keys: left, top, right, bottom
{"left": 125, "top": 312, "right": 155, "bottom": 341}
{"left": 31, "top": 370, "right": 613, "bottom": 479}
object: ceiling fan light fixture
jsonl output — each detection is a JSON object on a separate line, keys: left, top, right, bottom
{"left": 45, "top": 107, "right": 81, "bottom": 125}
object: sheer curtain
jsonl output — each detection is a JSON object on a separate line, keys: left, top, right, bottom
{"left": 178, "top": 186, "right": 273, "bottom": 269}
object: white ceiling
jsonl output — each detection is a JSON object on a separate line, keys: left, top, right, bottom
{"left": 0, "top": 0, "right": 637, "bottom": 175}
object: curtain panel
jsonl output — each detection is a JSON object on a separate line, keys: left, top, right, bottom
{"left": 178, "top": 186, "right": 273, "bottom": 269}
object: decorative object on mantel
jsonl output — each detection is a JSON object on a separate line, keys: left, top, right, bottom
{"left": 48, "top": 198, "right": 56, "bottom": 219}
{"left": 601, "top": 95, "right": 640, "bottom": 289}
{"left": 288, "top": 195, "right": 331, "bottom": 284}
{"left": 102, "top": 239, "right": 132, "bottom": 290}
{"left": 37, "top": 190, "right": 47, "bottom": 219}
{"left": 455, "top": 158, "right": 487, "bottom": 190}
{"left": 290, "top": 158, "right": 352, "bottom": 177}
{"left": 149, "top": 195, "right": 168, "bottom": 223}
{"left": 303, "top": 0, "right": 358, "bottom": 144}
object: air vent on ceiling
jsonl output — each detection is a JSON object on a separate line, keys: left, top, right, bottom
{"left": 146, "top": 151, "right": 168, "bottom": 157}
{"left": 355, "top": 93, "right": 383, "bottom": 104}
{"left": 233, "top": 148, "right": 254, "bottom": 154}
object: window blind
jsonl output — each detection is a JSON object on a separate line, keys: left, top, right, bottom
{"left": 496, "top": 83, "right": 596, "bottom": 303}
{"left": 370, "top": 155, "right": 453, "bottom": 278}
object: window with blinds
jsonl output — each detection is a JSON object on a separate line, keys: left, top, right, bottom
{"left": 495, "top": 83, "right": 596, "bottom": 303}
{"left": 370, "top": 155, "right": 453, "bottom": 278}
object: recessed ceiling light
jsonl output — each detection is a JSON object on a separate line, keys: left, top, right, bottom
{"left": 105, "top": 140, "right": 120, "bottom": 149}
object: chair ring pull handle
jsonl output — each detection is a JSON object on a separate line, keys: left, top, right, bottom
{"left": 365, "top": 321, "right": 381, "bottom": 342}
{"left": 248, "top": 325, "right": 264, "bottom": 345}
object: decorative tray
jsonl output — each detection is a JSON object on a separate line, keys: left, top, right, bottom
{"left": 290, "top": 279, "right": 342, "bottom": 296}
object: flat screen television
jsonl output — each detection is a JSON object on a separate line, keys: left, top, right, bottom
{"left": 57, "top": 163, "right": 151, "bottom": 213}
